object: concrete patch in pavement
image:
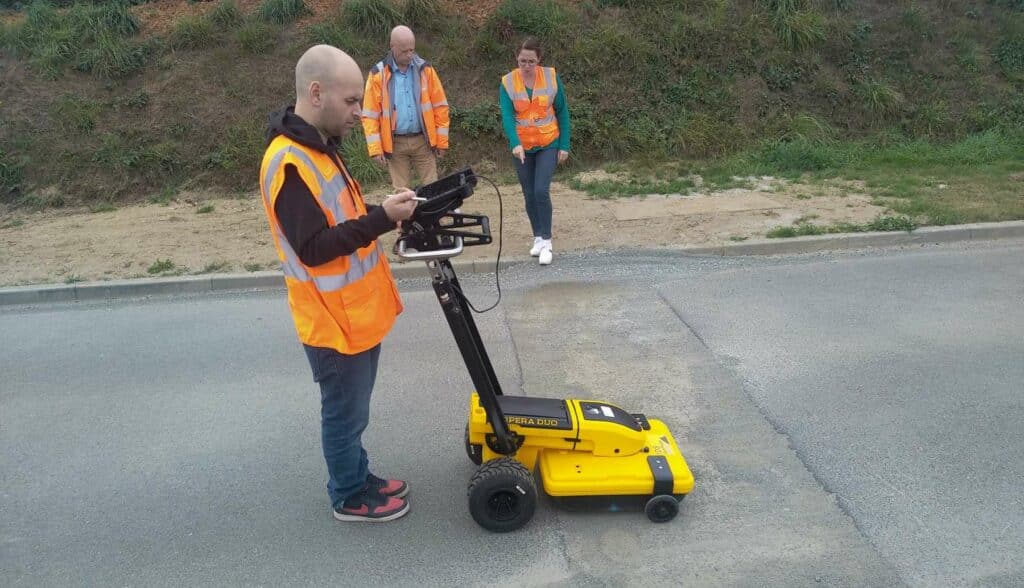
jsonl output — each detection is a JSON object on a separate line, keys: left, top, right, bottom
{"left": 500, "top": 281, "right": 901, "bottom": 584}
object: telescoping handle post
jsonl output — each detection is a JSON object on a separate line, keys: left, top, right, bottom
{"left": 428, "top": 259, "right": 515, "bottom": 454}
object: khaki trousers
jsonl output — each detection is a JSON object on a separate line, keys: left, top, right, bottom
{"left": 387, "top": 134, "right": 438, "bottom": 190}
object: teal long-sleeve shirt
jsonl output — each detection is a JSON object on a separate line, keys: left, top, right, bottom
{"left": 499, "top": 72, "right": 571, "bottom": 153}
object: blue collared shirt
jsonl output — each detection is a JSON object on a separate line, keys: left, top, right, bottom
{"left": 392, "top": 66, "right": 422, "bottom": 135}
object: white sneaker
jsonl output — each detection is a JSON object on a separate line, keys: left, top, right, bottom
{"left": 529, "top": 237, "right": 544, "bottom": 257}
{"left": 538, "top": 245, "right": 553, "bottom": 266}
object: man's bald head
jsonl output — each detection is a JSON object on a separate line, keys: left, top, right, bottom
{"left": 293, "top": 45, "right": 364, "bottom": 140}
{"left": 390, "top": 25, "right": 414, "bottom": 46}
{"left": 295, "top": 44, "right": 360, "bottom": 104}
{"left": 389, "top": 25, "right": 416, "bottom": 69}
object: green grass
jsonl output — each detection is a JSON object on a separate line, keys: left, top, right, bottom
{"left": 90, "top": 203, "right": 118, "bottom": 213}
{"left": 766, "top": 215, "right": 917, "bottom": 238}
{"left": 488, "top": 0, "right": 570, "bottom": 43}
{"left": 3, "top": 0, "right": 1024, "bottom": 216}
{"left": 150, "top": 185, "right": 177, "bottom": 205}
{"left": 208, "top": 0, "right": 244, "bottom": 29}
{"left": 244, "top": 262, "right": 264, "bottom": 272}
{"left": 776, "top": 9, "right": 826, "bottom": 51}
{"left": 199, "top": 261, "right": 230, "bottom": 273}
{"left": 76, "top": 31, "right": 151, "bottom": 78}
{"left": 16, "top": 191, "right": 68, "bottom": 211}
{"left": 237, "top": 20, "right": 277, "bottom": 54}
{"left": 50, "top": 95, "right": 102, "bottom": 133}
{"left": 113, "top": 90, "right": 150, "bottom": 109}
{"left": 342, "top": 0, "right": 403, "bottom": 38}
{"left": 206, "top": 120, "right": 265, "bottom": 186}
{"left": 705, "top": 129, "right": 1024, "bottom": 226}
{"left": 1, "top": 218, "right": 25, "bottom": 229}
{"left": 339, "top": 129, "right": 388, "bottom": 186}
{"left": 306, "top": 13, "right": 376, "bottom": 56}
{"left": 404, "top": 0, "right": 442, "bottom": 29}
{"left": 93, "top": 133, "right": 142, "bottom": 170}
{"left": 567, "top": 175, "right": 698, "bottom": 199}
{"left": 197, "top": 204, "right": 215, "bottom": 214}
{"left": 147, "top": 259, "right": 175, "bottom": 274}
{"left": 170, "top": 15, "right": 217, "bottom": 50}
{"left": 854, "top": 79, "right": 905, "bottom": 118}
{"left": 1, "top": 150, "right": 25, "bottom": 202}
{"left": 7, "top": 1, "right": 145, "bottom": 78}
{"left": 255, "top": 0, "right": 309, "bottom": 24}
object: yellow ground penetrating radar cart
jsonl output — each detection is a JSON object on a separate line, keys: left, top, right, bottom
{"left": 395, "top": 169, "right": 695, "bottom": 533}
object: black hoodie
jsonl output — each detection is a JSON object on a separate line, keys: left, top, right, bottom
{"left": 265, "top": 106, "right": 395, "bottom": 267}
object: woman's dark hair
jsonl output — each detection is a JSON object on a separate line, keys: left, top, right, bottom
{"left": 516, "top": 37, "right": 544, "bottom": 61}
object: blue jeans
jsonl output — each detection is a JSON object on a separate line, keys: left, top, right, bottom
{"left": 303, "top": 344, "right": 380, "bottom": 508}
{"left": 514, "top": 147, "right": 557, "bottom": 240}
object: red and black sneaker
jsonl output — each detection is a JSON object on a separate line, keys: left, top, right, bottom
{"left": 333, "top": 488, "right": 410, "bottom": 523}
{"left": 367, "top": 472, "right": 409, "bottom": 499}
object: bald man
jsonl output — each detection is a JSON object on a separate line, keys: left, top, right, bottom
{"left": 259, "top": 45, "right": 417, "bottom": 523}
{"left": 362, "top": 25, "right": 450, "bottom": 190}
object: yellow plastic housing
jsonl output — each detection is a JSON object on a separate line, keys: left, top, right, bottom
{"left": 466, "top": 393, "right": 695, "bottom": 497}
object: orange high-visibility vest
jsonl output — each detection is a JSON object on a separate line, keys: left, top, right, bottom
{"left": 502, "top": 66, "right": 559, "bottom": 151}
{"left": 259, "top": 135, "right": 403, "bottom": 354}
{"left": 362, "top": 59, "right": 450, "bottom": 158}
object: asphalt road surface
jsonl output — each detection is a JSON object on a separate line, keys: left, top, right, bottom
{"left": 2, "top": 240, "right": 1021, "bottom": 586}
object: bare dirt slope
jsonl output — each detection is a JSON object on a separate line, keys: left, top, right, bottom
{"left": 0, "top": 177, "right": 886, "bottom": 287}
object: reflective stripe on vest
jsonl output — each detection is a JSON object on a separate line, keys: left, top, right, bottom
{"left": 261, "top": 144, "right": 382, "bottom": 292}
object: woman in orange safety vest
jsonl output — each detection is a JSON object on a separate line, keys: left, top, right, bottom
{"left": 500, "top": 37, "right": 572, "bottom": 266}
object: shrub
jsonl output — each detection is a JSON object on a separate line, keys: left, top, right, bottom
{"left": 994, "top": 36, "right": 1024, "bottom": 80}
{"left": 451, "top": 102, "right": 501, "bottom": 139}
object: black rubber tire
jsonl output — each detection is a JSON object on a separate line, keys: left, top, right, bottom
{"left": 467, "top": 457, "right": 537, "bottom": 532}
{"left": 464, "top": 423, "right": 483, "bottom": 465}
{"left": 645, "top": 494, "right": 679, "bottom": 523}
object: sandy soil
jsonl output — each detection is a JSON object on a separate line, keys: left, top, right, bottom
{"left": 0, "top": 176, "right": 888, "bottom": 287}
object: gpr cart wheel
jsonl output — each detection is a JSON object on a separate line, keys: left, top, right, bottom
{"left": 644, "top": 495, "right": 679, "bottom": 523}
{"left": 464, "top": 423, "right": 482, "bottom": 465}
{"left": 467, "top": 457, "right": 537, "bottom": 532}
